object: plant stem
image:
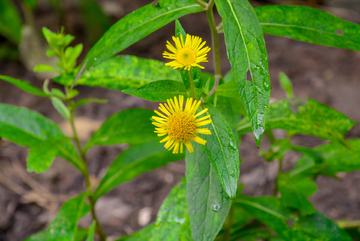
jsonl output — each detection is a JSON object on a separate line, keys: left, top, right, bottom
{"left": 206, "top": 1, "right": 222, "bottom": 94}
{"left": 69, "top": 109, "right": 107, "bottom": 241}
{"left": 193, "top": 0, "right": 207, "bottom": 9}
{"left": 189, "top": 68, "right": 197, "bottom": 100}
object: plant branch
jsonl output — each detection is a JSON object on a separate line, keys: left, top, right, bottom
{"left": 206, "top": 1, "right": 222, "bottom": 95}
{"left": 189, "top": 68, "right": 197, "bottom": 100}
{"left": 68, "top": 108, "right": 107, "bottom": 241}
{"left": 193, "top": 0, "right": 207, "bottom": 9}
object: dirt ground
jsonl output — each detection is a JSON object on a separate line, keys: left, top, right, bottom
{"left": 0, "top": 0, "right": 360, "bottom": 240}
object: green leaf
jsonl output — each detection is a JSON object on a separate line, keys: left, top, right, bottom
{"left": 115, "top": 224, "right": 155, "bottom": 241}
{"left": 215, "top": 0, "right": 271, "bottom": 146}
{"left": 0, "top": 0, "right": 22, "bottom": 44}
{"left": 51, "top": 88, "right": 66, "bottom": 98}
{"left": 86, "top": 221, "right": 96, "bottom": 241}
{"left": 85, "top": 108, "right": 159, "bottom": 151}
{"left": 255, "top": 5, "right": 360, "bottom": 52}
{"left": 0, "top": 75, "right": 51, "bottom": 97}
{"left": 25, "top": 193, "right": 90, "bottom": 241}
{"left": 94, "top": 141, "right": 184, "bottom": 201}
{"left": 279, "top": 72, "right": 294, "bottom": 98}
{"left": 294, "top": 139, "right": 360, "bottom": 176}
{"left": 56, "top": 55, "right": 182, "bottom": 88}
{"left": 64, "top": 44, "right": 83, "bottom": 70}
{"left": 278, "top": 174, "right": 317, "bottom": 216}
{"left": 216, "top": 79, "right": 239, "bottom": 98}
{"left": 152, "top": 178, "right": 192, "bottom": 241}
{"left": 238, "top": 98, "right": 356, "bottom": 142}
{"left": 203, "top": 103, "right": 240, "bottom": 199}
{"left": 0, "top": 104, "right": 84, "bottom": 173}
{"left": 51, "top": 97, "right": 70, "bottom": 120}
{"left": 27, "top": 136, "right": 70, "bottom": 173}
{"left": 123, "top": 80, "right": 187, "bottom": 102}
{"left": 82, "top": 0, "right": 204, "bottom": 70}
{"left": 237, "top": 196, "right": 352, "bottom": 241}
{"left": 72, "top": 98, "right": 107, "bottom": 109}
{"left": 186, "top": 144, "right": 232, "bottom": 241}
{"left": 297, "top": 212, "right": 353, "bottom": 241}
{"left": 260, "top": 138, "right": 292, "bottom": 162}
{"left": 34, "top": 64, "right": 59, "bottom": 73}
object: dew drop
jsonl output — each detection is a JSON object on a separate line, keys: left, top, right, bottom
{"left": 167, "top": 7, "right": 171, "bottom": 10}
{"left": 94, "top": 57, "right": 97, "bottom": 61}
{"left": 212, "top": 202, "right": 221, "bottom": 212}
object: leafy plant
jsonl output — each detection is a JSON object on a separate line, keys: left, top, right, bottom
{"left": 1, "top": 0, "right": 360, "bottom": 241}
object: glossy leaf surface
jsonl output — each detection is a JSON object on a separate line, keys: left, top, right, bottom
{"left": 295, "top": 139, "right": 360, "bottom": 176}
{"left": 0, "top": 75, "right": 51, "bottom": 97}
{"left": 0, "top": 104, "right": 84, "bottom": 173}
{"left": 82, "top": 0, "right": 204, "bottom": 70}
{"left": 27, "top": 136, "right": 70, "bottom": 173}
{"left": 256, "top": 5, "right": 360, "bottom": 51}
{"left": 237, "top": 196, "right": 352, "bottom": 241}
{"left": 153, "top": 178, "right": 192, "bottom": 241}
{"left": 25, "top": 193, "right": 90, "bottom": 241}
{"left": 123, "top": 80, "right": 187, "bottom": 102}
{"left": 215, "top": 0, "right": 271, "bottom": 146}
{"left": 55, "top": 55, "right": 182, "bottom": 88}
{"left": 186, "top": 144, "right": 232, "bottom": 241}
{"left": 278, "top": 174, "right": 317, "bottom": 216}
{"left": 238, "top": 98, "right": 356, "bottom": 142}
{"left": 85, "top": 108, "right": 160, "bottom": 150}
{"left": 204, "top": 103, "right": 240, "bottom": 198}
{"left": 94, "top": 141, "right": 184, "bottom": 200}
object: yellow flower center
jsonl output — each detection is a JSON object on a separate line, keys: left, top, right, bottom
{"left": 166, "top": 112, "right": 196, "bottom": 142}
{"left": 176, "top": 47, "right": 196, "bottom": 66}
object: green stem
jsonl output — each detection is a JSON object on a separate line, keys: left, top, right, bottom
{"left": 265, "top": 130, "right": 283, "bottom": 196}
{"left": 69, "top": 108, "right": 107, "bottom": 241}
{"left": 193, "top": 0, "right": 207, "bottom": 9}
{"left": 189, "top": 68, "right": 197, "bottom": 100}
{"left": 206, "top": 1, "right": 222, "bottom": 93}
{"left": 224, "top": 204, "right": 234, "bottom": 241}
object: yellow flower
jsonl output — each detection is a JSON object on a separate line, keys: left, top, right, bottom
{"left": 152, "top": 95, "right": 212, "bottom": 154}
{"left": 163, "top": 34, "right": 211, "bottom": 71}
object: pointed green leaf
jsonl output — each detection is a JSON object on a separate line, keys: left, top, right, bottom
{"left": 27, "top": 136, "right": 70, "bottom": 173}
{"left": 256, "top": 5, "right": 360, "bottom": 51}
{"left": 82, "top": 0, "right": 204, "bottom": 70}
{"left": 25, "top": 193, "right": 90, "bottom": 241}
{"left": 0, "top": 104, "right": 84, "bottom": 173}
{"left": 123, "top": 80, "right": 187, "bottom": 102}
{"left": 0, "top": 75, "right": 51, "bottom": 97}
{"left": 51, "top": 97, "right": 70, "bottom": 120}
{"left": 34, "top": 65, "right": 59, "bottom": 73}
{"left": 278, "top": 174, "right": 317, "bottom": 216}
{"left": 215, "top": 0, "right": 271, "bottom": 146}
{"left": 0, "top": 0, "right": 22, "bottom": 44}
{"left": 203, "top": 103, "right": 240, "bottom": 198}
{"left": 94, "top": 141, "right": 184, "bottom": 200}
{"left": 86, "top": 221, "right": 96, "bottom": 241}
{"left": 279, "top": 72, "right": 294, "bottom": 98}
{"left": 295, "top": 139, "right": 360, "bottom": 176}
{"left": 115, "top": 224, "right": 155, "bottom": 241}
{"left": 186, "top": 143, "right": 232, "bottom": 241}
{"left": 85, "top": 109, "right": 160, "bottom": 151}
{"left": 238, "top": 98, "right": 356, "bottom": 142}
{"left": 56, "top": 55, "right": 182, "bottom": 88}
{"left": 153, "top": 178, "right": 192, "bottom": 241}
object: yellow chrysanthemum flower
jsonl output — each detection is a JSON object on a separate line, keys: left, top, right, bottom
{"left": 163, "top": 34, "right": 211, "bottom": 71}
{"left": 152, "top": 95, "right": 212, "bottom": 154}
